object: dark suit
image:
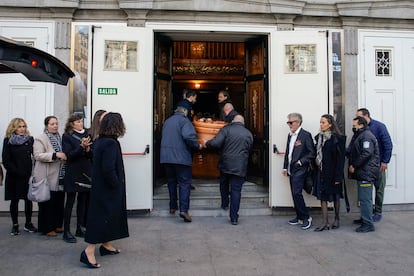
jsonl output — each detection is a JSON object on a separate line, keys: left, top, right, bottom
{"left": 283, "top": 128, "right": 315, "bottom": 221}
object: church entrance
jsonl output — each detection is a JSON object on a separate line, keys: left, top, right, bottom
{"left": 153, "top": 32, "right": 269, "bottom": 190}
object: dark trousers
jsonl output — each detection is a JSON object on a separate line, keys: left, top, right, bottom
{"left": 38, "top": 191, "right": 65, "bottom": 234}
{"left": 165, "top": 164, "right": 192, "bottom": 212}
{"left": 10, "top": 199, "right": 33, "bottom": 225}
{"left": 220, "top": 172, "right": 245, "bottom": 222}
{"left": 289, "top": 171, "right": 309, "bottom": 220}
{"left": 64, "top": 191, "right": 89, "bottom": 232}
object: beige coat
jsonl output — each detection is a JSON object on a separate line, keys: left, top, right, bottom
{"left": 32, "top": 133, "right": 62, "bottom": 191}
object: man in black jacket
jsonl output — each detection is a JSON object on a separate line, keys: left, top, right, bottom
{"left": 348, "top": 116, "right": 380, "bottom": 233}
{"left": 205, "top": 115, "right": 253, "bottom": 225}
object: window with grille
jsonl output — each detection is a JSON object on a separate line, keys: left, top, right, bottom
{"left": 375, "top": 49, "right": 391, "bottom": 76}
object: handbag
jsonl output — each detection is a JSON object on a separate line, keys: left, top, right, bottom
{"left": 27, "top": 161, "right": 51, "bottom": 202}
{"left": 303, "top": 163, "right": 315, "bottom": 195}
{"left": 27, "top": 176, "right": 51, "bottom": 202}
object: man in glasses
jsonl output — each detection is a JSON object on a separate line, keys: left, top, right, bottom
{"left": 282, "top": 113, "right": 316, "bottom": 230}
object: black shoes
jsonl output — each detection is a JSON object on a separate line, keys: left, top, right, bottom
{"left": 231, "top": 220, "right": 238, "bottom": 225}
{"left": 314, "top": 225, "right": 330, "bottom": 232}
{"left": 75, "top": 226, "right": 86, "bottom": 238}
{"left": 288, "top": 218, "right": 303, "bottom": 225}
{"left": 63, "top": 231, "right": 77, "bottom": 243}
{"left": 169, "top": 209, "right": 177, "bottom": 215}
{"left": 353, "top": 218, "right": 363, "bottom": 225}
{"left": 355, "top": 225, "right": 375, "bottom": 233}
{"left": 332, "top": 220, "right": 340, "bottom": 229}
{"left": 179, "top": 212, "right": 192, "bottom": 223}
{"left": 301, "top": 217, "right": 313, "bottom": 230}
{"left": 24, "top": 222, "right": 38, "bottom": 233}
{"left": 10, "top": 224, "right": 19, "bottom": 236}
{"left": 80, "top": 250, "right": 100, "bottom": 269}
{"left": 99, "top": 245, "right": 121, "bottom": 256}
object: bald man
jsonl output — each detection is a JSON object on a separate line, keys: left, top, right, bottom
{"left": 205, "top": 115, "right": 253, "bottom": 225}
{"left": 223, "top": 103, "right": 239, "bottom": 123}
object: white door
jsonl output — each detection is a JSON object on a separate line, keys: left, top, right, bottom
{"left": 92, "top": 25, "right": 153, "bottom": 210}
{"left": 269, "top": 30, "right": 329, "bottom": 207}
{"left": 0, "top": 24, "right": 53, "bottom": 211}
{"left": 360, "top": 32, "right": 414, "bottom": 203}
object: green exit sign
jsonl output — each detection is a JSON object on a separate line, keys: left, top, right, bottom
{"left": 98, "top": 88, "right": 118, "bottom": 95}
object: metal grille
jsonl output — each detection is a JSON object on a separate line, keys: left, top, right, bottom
{"left": 375, "top": 49, "right": 391, "bottom": 76}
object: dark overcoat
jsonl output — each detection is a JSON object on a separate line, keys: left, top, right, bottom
{"left": 206, "top": 122, "right": 253, "bottom": 177}
{"left": 84, "top": 135, "right": 129, "bottom": 244}
{"left": 62, "top": 130, "right": 92, "bottom": 192}
{"left": 313, "top": 134, "right": 346, "bottom": 200}
{"left": 2, "top": 137, "right": 33, "bottom": 200}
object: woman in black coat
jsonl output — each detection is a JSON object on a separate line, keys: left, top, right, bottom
{"left": 313, "top": 114, "right": 346, "bottom": 231}
{"left": 80, "top": 112, "right": 129, "bottom": 269}
{"left": 62, "top": 113, "right": 93, "bottom": 243}
{"left": 2, "top": 118, "right": 37, "bottom": 235}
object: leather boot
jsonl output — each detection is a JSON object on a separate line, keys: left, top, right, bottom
{"left": 63, "top": 231, "right": 77, "bottom": 243}
{"left": 75, "top": 225, "right": 86, "bottom": 238}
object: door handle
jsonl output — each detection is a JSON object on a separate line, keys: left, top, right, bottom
{"left": 273, "top": 144, "right": 285, "bottom": 155}
{"left": 123, "top": 145, "right": 150, "bottom": 156}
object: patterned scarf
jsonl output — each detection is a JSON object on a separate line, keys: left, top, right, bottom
{"left": 44, "top": 129, "right": 65, "bottom": 179}
{"left": 315, "top": 131, "right": 332, "bottom": 171}
{"left": 8, "top": 133, "right": 30, "bottom": 145}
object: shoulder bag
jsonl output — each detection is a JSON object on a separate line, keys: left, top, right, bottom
{"left": 27, "top": 162, "right": 50, "bottom": 202}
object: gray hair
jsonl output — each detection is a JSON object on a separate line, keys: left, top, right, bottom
{"left": 232, "top": 115, "right": 245, "bottom": 125}
{"left": 175, "top": 106, "right": 188, "bottom": 116}
{"left": 223, "top": 103, "right": 234, "bottom": 114}
{"left": 287, "top": 113, "right": 303, "bottom": 125}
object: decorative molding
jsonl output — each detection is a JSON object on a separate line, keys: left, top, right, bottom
{"left": 343, "top": 27, "right": 358, "bottom": 55}
{"left": 0, "top": 1, "right": 413, "bottom": 29}
{"left": 173, "top": 64, "right": 244, "bottom": 75}
{"left": 55, "top": 20, "right": 71, "bottom": 49}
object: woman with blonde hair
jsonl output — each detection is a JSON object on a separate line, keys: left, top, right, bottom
{"left": 2, "top": 118, "right": 37, "bottom": 235}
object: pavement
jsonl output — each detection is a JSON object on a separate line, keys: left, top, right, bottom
{"left": 1, "top": 210, "right": 414, "bottom": 276}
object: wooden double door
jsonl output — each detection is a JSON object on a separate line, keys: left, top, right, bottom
{"left": 153, "top": 34, "right": 269, "bottom": 186}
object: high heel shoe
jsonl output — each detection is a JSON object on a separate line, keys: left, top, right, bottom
{"left": 99, "top": 245, "right": 121, "bottom": 256}
{"left": 332, "top": 220, "right": 340, "bottom": 229}
{"left": 314, "top": 225, "right": 330, "bottom": 232}
{"left": 80, "top": 250, "right": 100, "bottom": 269}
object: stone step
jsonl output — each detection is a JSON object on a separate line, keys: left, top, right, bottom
{"left": 150, "top": 206, "right": 273, "bottom": 217}
{"left": 155, "top": 181, "right": 268, "bottom": 193}
{"left": 152, "top": 181, "right": 271, "bottom": 217}
{"left": 153, "top": 192, "right": 268, "bottom": 206}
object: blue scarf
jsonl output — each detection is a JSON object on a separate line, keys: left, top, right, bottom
{"left": 8, "top": 133, "right": 30, "bottom": 145}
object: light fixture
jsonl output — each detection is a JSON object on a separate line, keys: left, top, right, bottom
{"left": 194, "top": 83, "right": 201, "bottom": 89}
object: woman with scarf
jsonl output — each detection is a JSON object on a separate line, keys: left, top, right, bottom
{"left": 33, "top": 116, "right": 67, "bottom": 236}
{"left": 313, "top": 114, "right": 346, "bottom": 231}
{"left": 2, "top": 118, "right": 37, "bottom": 235}
{"left": 62, "top": 113, "right": 92, "bottom": 243}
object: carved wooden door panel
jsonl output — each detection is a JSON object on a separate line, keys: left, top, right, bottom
{"left": 154, "top": 35, "right": 173, "bottom": 185}
{"left": 246, "top": 38, "right": 268, "bottom": 182}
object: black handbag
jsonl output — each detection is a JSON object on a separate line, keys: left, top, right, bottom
{"left": 304, "top": 164, "right": 315, "bottom": 194}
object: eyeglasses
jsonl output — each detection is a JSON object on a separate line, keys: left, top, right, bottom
{"left": 286, "top": 120, "right": 297, "bottom": 125}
